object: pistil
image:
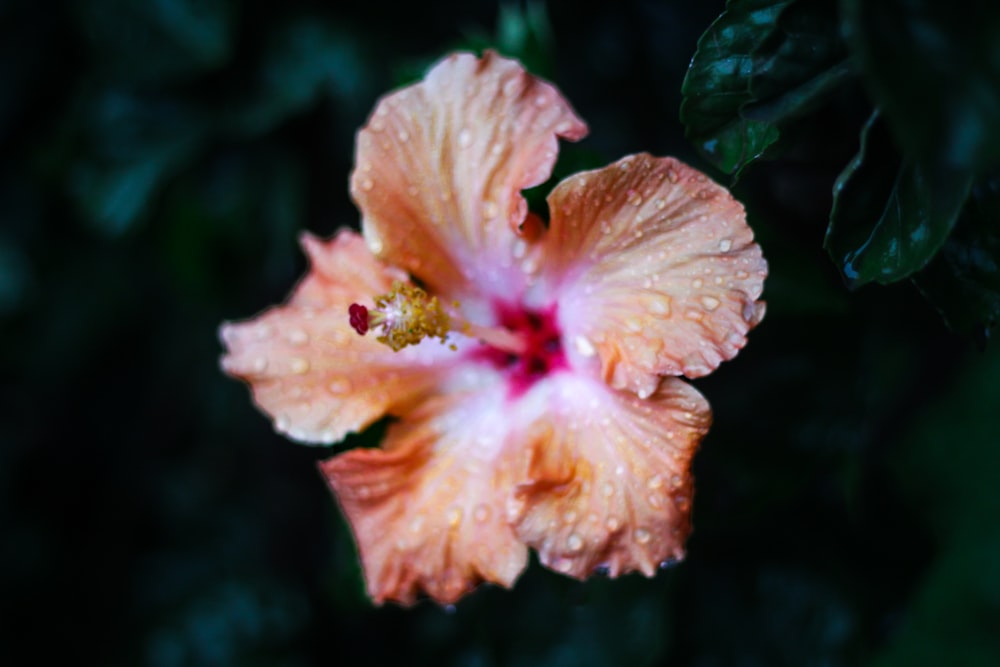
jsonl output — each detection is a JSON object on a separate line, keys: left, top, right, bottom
{"left": 349, "top": 281, "right": 526, "bottom": 355}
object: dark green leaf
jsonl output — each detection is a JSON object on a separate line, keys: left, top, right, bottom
{"left": 825, "top": 111, "right": 972, "bottom": 287}
{"left": 74, "top": 0, "right": 234, "bottom": 85}
{"left": 842, "top": 0, "right": 1000, "bottom": 173}
{"left": 681, "top": 0, "right": 850, "bottom": 176}
{"left": 913, "top": 175, "right": 1000, "bottom": 337}
{"left": 69, "top": 91, "right": 207, "bottom": 236}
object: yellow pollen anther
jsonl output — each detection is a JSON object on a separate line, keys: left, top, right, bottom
{"left": 369, "top": 282, "right": 451, "bottom": 351}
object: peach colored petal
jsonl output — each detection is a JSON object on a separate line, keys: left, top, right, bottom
{"left": 320, "top": 381, "right": 528, "bottom": 605}
{"left": 539, "top": 153, "right": 767, "bottom": 397}
{"left": 351, "top": 50, "right": 588, "bottom": 300}
{"left": 219, "top": 230, "right": 455, "bottom": 445}
{"left": 508, "top": 375, "right": 710, "bottom": 578}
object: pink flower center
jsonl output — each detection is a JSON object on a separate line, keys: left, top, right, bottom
{"left": 472, "top": 302, "right": 566, "bottom": 397}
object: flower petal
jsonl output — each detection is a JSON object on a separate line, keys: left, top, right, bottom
{"left": 508, "top": 374, "right": 710, "bottom": 578}
{"left": 320, "top": 380, "right": 528, "bottom": 605}
{"left": 351, "top": 50, "right": 588, "bottom": 299}
{"left": 540, "top": 153, "right": 767, "bottom": 396}
{"left": 219, "top": 230, "right": 455, "bottom": 445}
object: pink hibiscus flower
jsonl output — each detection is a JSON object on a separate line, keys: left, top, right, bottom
{"left": 220, "top": 51, "right": 767, "bottom": 606}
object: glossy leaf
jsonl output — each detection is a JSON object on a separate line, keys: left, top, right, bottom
{"left": 913, "top": 175, "right": 1000, "bottom": 338}
{"left": 681, "top": 0, "right": 850, "bottom": 176}
{"left": 73, "top": 0, "right": 234, "bottom": 84}
{"left": 842, "top": 0, "right": 1000, "bottom": 173}
{"left": 825, "top": 112, "right": 972, "bottom": 287}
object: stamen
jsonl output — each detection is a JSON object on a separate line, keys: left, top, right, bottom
{"left": 347, "top": 281, "right": 527, "bottom": 355}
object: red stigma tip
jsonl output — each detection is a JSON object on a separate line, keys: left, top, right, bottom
{"left": 348, "top": 303, "right": 369, "bottom": 335}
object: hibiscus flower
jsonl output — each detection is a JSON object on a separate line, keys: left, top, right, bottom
{"left": 220, "top": 51, "right": 767, "bottom": 606}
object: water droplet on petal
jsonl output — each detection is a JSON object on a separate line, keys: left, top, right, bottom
{"left": 719, "top": 238, "right": 732, "bottom": 252}
{"left": 553, "top": 557, "right": 574, "bottom": 573}
{"left": 691, "top": 278, "right": 704, "bottom": 289}
{"left": 567, "top": 533, "right": 584, "bottom": 552}
{"left": 287, "top": 329, "right": 309, "bottom": 345}
{"left": 360, "top": 178, "right": 374, "bottom": 191}
{"left": 701, "top": 296, "right": 721, "bottom": 311}
{"left": 290, "top": 357, "right": 310, "bottom": 374}
{"left": 648, "top": 475, "right": 664, "bottom": 490}
{"left": 458, "top": 128, "right": 472, "bottom": 148}
{"left": 634, "top": 528, "right": 651, "bottom": 544}
{"left": 397, "top": 129, "right": 410, "bottom": 142}
{"left": 329, "top": 378, "right": 351, "bottom": 394}
{"left": 447, "top": 506, "right": 463, "bottom": 527}
{"left": 650, "top": 298, "right": 671, "bottom": 316}
{"left": 251, "top": 357, "right": 268, "bottom": 373}
{"left": 473, "top": 504, "right": 491, "bottom": 523}
{"left": 602, "top": 482, "right": 616, "bottom": 498}
{"left": 574, "top": 335, "right": 596, "bottom": 357}
{"left": 483, "top": 200, "right": 499, "bottom": 220}
{"left": 607, "top": 517, "right": 621, "bottom": 531}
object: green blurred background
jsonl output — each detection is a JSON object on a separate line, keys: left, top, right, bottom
{"left": 2, "top": 0, "right": 998, "bottom": 665}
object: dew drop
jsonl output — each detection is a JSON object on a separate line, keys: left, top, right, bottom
{"left": 719, "top": 238, "right": 732, "bottom": 252}
{"left": 329, "top": 378, "right": 351, "bottom": 394}
{"left": 287, "top": 329, "right": 309, "bottom": 346}
{"left": 512, "top": 238, "right": 527, "bottom": 258}
{"left": 483, "top": 200, "right": 499, "bottom": 220}
{"left": 473, "top": 504, "right": 491, "bottom": 523}
{"left": 634, "top": 528, "right": 651, "bottom": 544}
{"left": 574, "top": 335, "right": 596, "bottom": 357}
{"left": 275, "top": 414, "right": 291, "bottom": 432}
{"left": 659, "top": 557, "right": 680, "bottom": 570}
{"left": 447, "top": 506, "right": 463, "bottom": 527}
{"left": 647, "top": 475, "right": 664, "bottom": 490}
{"left": 397, "top": 129, "right": 410, "bottom": 142}
{"left": 655, "top": 198, "right": 666, "bottom": 210}
{"left": 650, "top": 298, "right": 671, "bottom": 316}
{"left": 624, "top": 317, "right": 642, "bottom": 332}
{"left": 458, "top": 128, "right": 473, "bottom": 148}
{"left": 290, "top": 357, "right": 310, "bottom": 375}
{"left": 567, "top": 533, "right": 584, "bottom": 552}
{"left": 701, "top": 296, "right": 721, "bottom": 311}
{"left": 670, "top": 474, "right": 683, "bottom": 489}
{"left": 674, "top": 495, "right": 690, "bottom": 511}
{"left": 691, "top": 278, "right": 704, "bottom": 289}
{"left": 601, "top": 482, "right": 615, "bottom": 498}
{"left": 606, "top": 517, "right": 621, "bottom": 531}
{"left": 553, "top": 557, "right": 574, "bottom": 573}
{"left": 251, "top": 357, "right": 268, "bottom": 373}
{"left": 360, "top": 177, "right": 374, "bottom": 191}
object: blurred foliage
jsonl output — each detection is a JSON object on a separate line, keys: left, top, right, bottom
{"left": 682, "top": 0, "right": 1000, "bottom": 337}
{"left": 1, "top": 0, "right": 998, "bottom": 666}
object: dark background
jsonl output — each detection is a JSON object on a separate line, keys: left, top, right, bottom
{"left": 2, "top": 1, "right": 998, "bottom": 665}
